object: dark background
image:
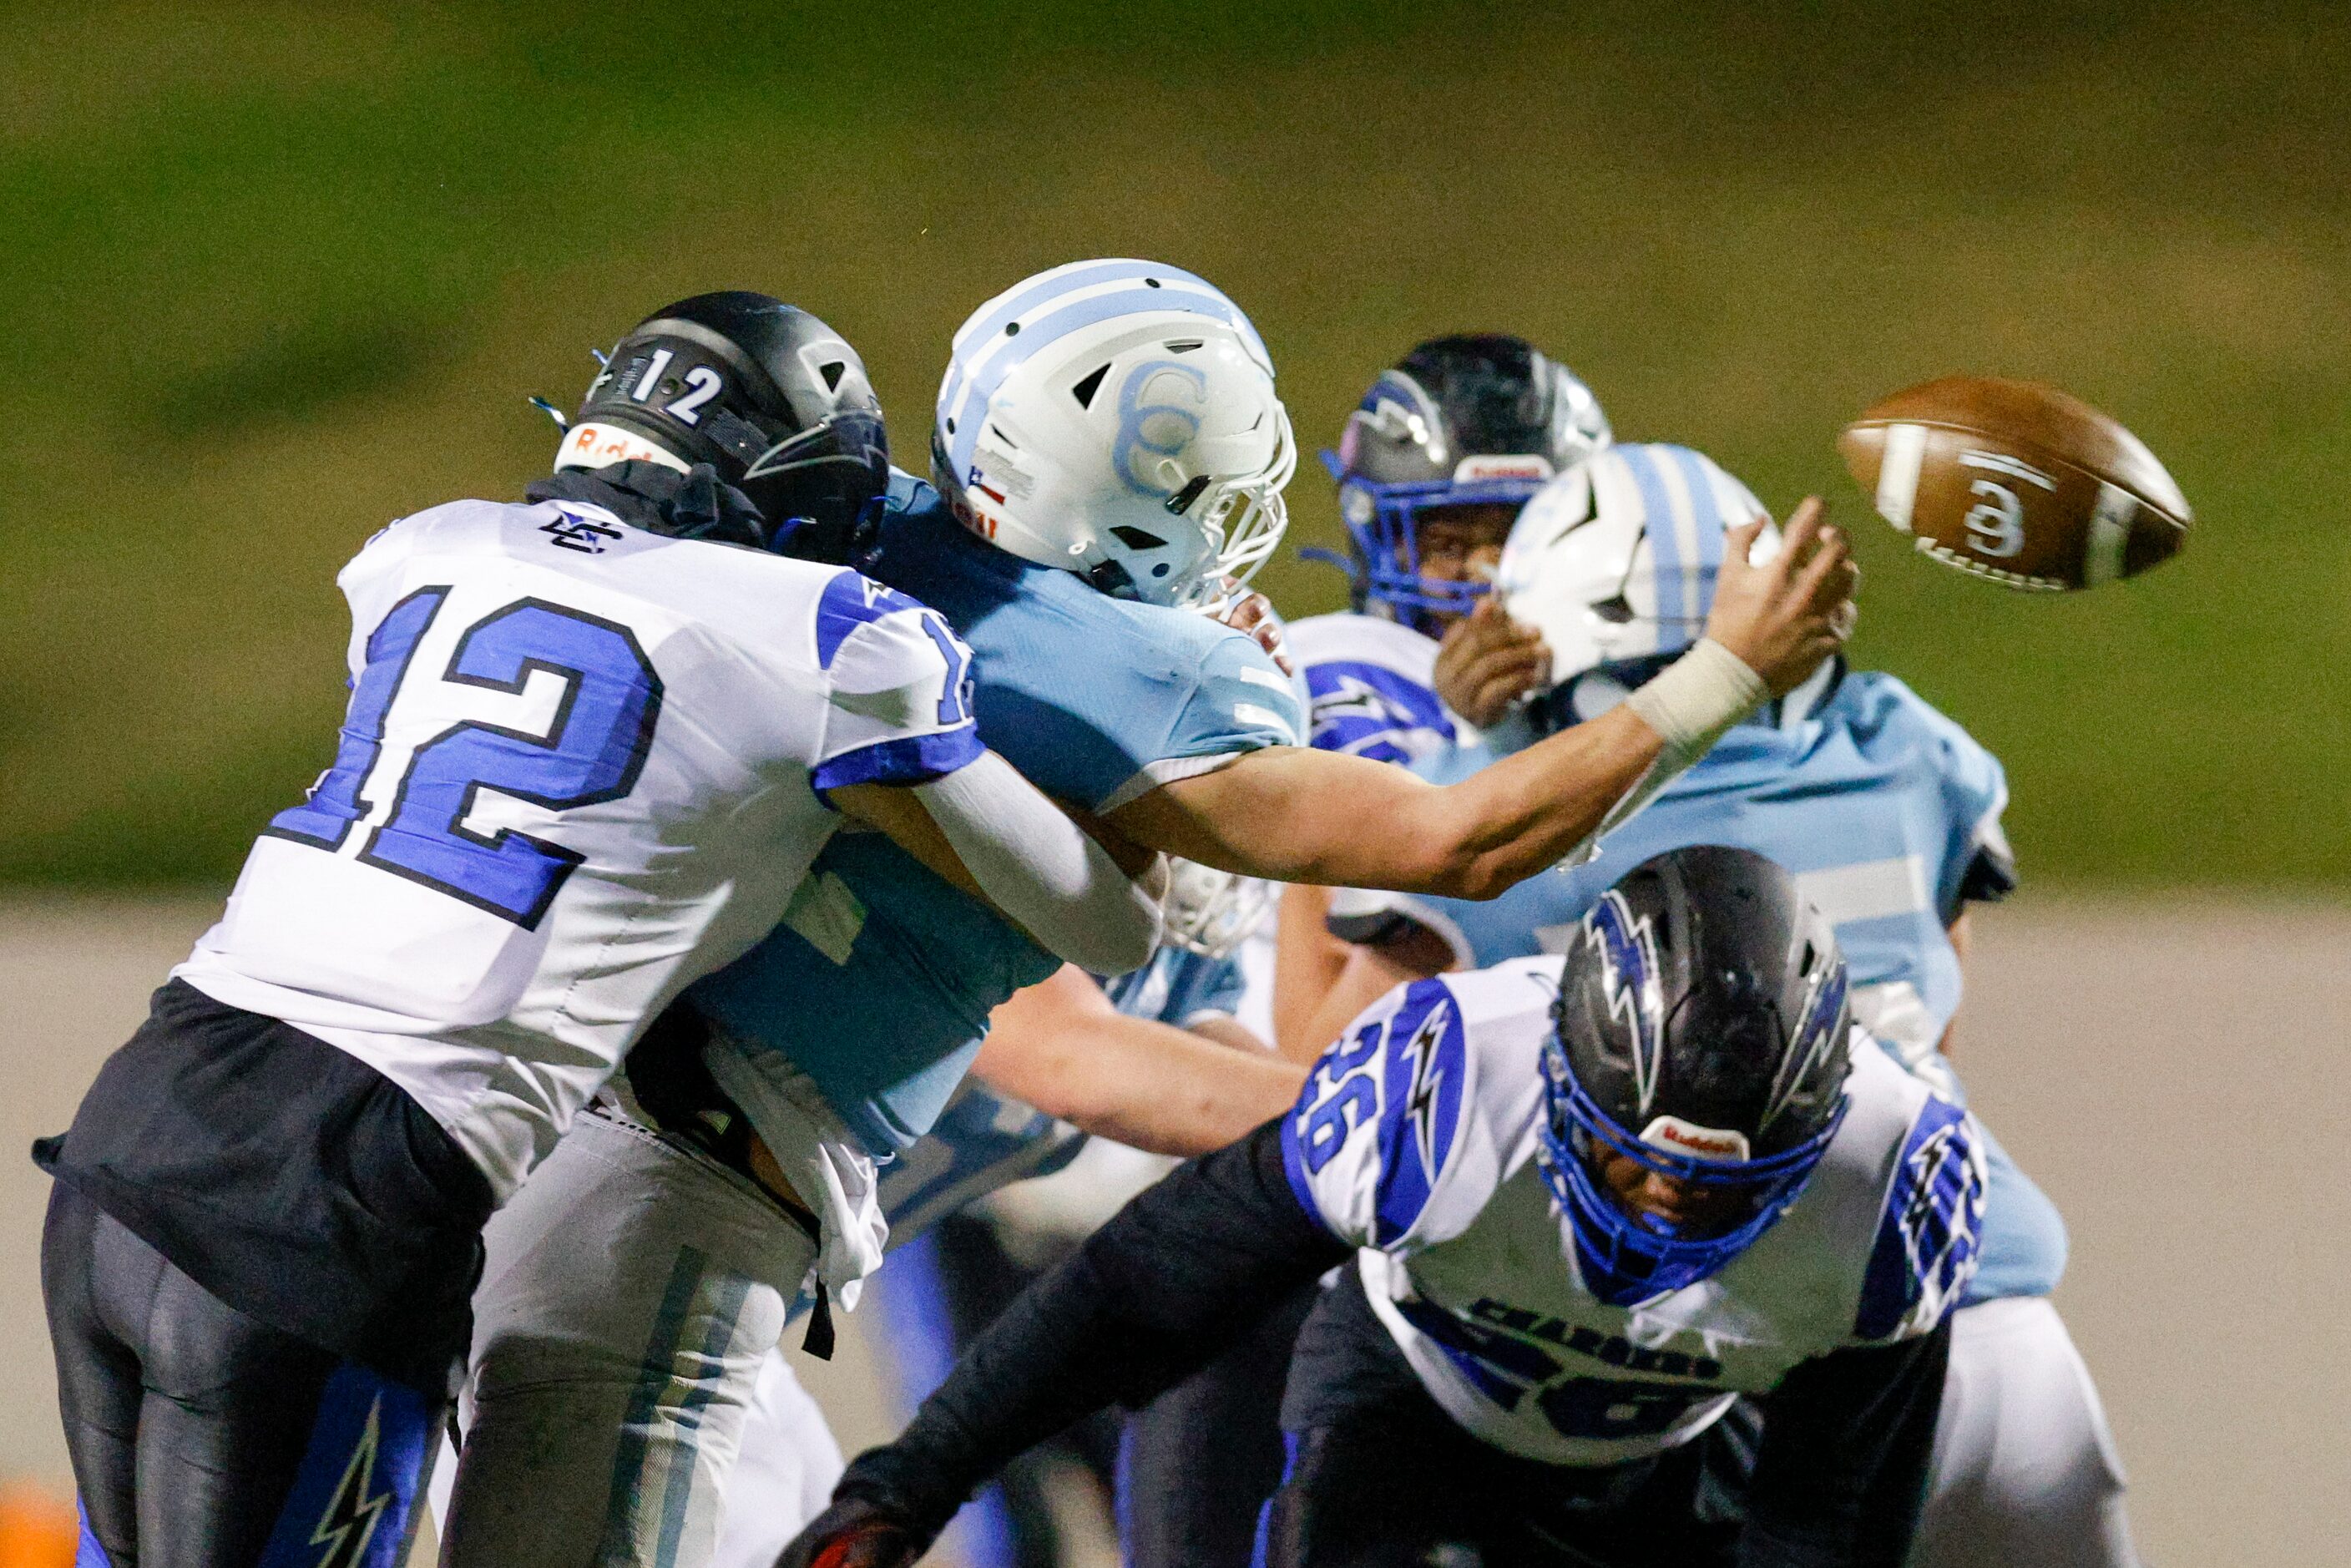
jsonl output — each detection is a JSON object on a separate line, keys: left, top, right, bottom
{"left": 3, "top": 1, "right": 2344, "bottom": 888}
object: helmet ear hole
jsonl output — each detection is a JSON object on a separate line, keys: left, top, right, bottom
{"left": 1070, "top": 364, "right": 1110, "bottom": 409}
{"left": 1110, "top": 525, "right": 1166, "bottom": 550}
{"left": 819, "top": 361, "right": 846, "bottom": 392}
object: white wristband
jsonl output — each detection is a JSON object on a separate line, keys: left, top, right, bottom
{"left": 1624, "top": 639, "right": 1769, "bottom": 756}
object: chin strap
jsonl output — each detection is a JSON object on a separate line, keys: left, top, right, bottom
{"left": 526, "top": 460, "right": 771, "bottom": 549}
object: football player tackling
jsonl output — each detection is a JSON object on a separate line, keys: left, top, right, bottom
{"left": 435, "top": 260, "right": 1855, "bottom": 1568}
{"left": 34, "top": 291, "right": 1167, "bottom": 1568}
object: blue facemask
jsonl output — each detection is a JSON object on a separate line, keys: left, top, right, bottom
{"left": 1535, "top": 1042, "right": 1848, "bottom": 1308}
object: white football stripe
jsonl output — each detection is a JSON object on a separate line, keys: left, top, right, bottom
{"left": 1651, "top": 445, "right": 1705, "bottom": 599}
{"left": 1232, "top": 701, "right": 1298, "bottom": 740}
{"left": 1875, "top": 423, "right": 1927, "bottom": 533}
{"left": 2085, "top": 482, "right": 2136, "bottom": 586}
{"left": 1796, "top": 855, "right": 1931, "bottom": 926}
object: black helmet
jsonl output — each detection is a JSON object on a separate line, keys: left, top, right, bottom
{"left": 1539, "top": 844, "right": 1853, "bottom": 1305}
{"left": 1319, "top": 334, "right": 1612, "bottom": 631}
{"left": 559, "top": 291, "right": 890, "bottom": 560}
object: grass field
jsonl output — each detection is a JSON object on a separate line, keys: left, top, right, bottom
{"left": 3, "top": 2, "right": 2345, "bottom": 888}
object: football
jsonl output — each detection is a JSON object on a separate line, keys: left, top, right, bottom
{"left": 1837, "top": 376, "right": 2190, "bottom": 591}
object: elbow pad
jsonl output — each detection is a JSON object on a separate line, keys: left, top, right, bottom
{"left": 914, "top": 752, "right": 1163, "bottom": 974}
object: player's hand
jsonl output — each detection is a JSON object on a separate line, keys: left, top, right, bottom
{"left": 1216, "top": 585, "right": 1295, "bottom": 676}
{"left": 772, "top": 1495, "right": 925, "bottom": 1568}
{"left": 1433, "top": 595, "right": 1551, "bottom": 727}
{"left": 1704, "top": 500, "right": 1858, "bottom": 698}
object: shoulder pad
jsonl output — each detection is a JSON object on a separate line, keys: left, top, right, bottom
{"left": 1289, "top": 613, "right": 1457, "bottom": 764}
{"left": 1282, "top": 959, "right": 1560, "bottom": 1250}
{"left": 1853, "top": 1086, "right": 1989, "bottom": 1341}
{"left": 814, "top": 569, "right": 937, "bottom": 672}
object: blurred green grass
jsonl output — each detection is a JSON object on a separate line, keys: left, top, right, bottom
{"left": 1, "top": 2, "right": 2343, "bottom": 888}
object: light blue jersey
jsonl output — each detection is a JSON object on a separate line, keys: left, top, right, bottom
{"left": 1346, "top": 666, "right": 2065, "bottom": 1302}
{"left": 687, "top": 473, "right": 1302, "bottom": 1155}
{"left": 1386, "top": 670, "right": 2010, "bottom": 1058}
{"left": 1100, "top": 941, "right": 1249, "bottom": 1025}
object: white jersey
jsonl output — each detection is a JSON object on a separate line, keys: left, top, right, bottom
{"left": 177, "top": 494, "right": 983, "bottom": 1200}
{"left": 1281, "top": 958, "right": 1986, "bottom": 1466}
{"left": 1287, "top": 611, "right": 1465, "bottom": 766}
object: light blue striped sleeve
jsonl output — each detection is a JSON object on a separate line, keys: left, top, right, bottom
{"left": 1098, "top": 633, "right": 1306, "bottom": 811}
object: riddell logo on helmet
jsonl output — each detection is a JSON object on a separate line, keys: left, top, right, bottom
{"left": 555, "top": 422, "right": 685, "bottom": 474}
{"left": 1640, "top": 1115, "right": 1752, "bottom": 1164}
{"left": 1454, "top": 455, "right": 1554, "bottom": 483}
{"left": 947, "top": 491, "right": 1000, "bottom": 541}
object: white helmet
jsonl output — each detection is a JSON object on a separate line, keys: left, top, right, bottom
{"left": 1497, "top": 443, "right": 1779, "bottom": 713}
{"left": 933, "top": 259, "right": 1296, "bottom": 608}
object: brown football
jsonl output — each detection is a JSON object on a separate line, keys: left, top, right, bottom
{"left": 1838, "top": 377, "right": 2190, "bottom": 591}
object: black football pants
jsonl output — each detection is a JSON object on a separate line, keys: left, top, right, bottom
{"left": 43, "top": 1183, "right": 442, "bottom": 1568}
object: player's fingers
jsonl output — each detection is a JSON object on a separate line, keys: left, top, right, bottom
{"left": 1720, "top": 518, "right": 1767, "bottom": 577}
{"left": 1447, "top": 640, "right": 1545, "bottom": 722}
{"left": 1438, "top": 616, "right": 1534, "bottom": 685}
{"left": 1794, "top": 524, "right": 1852, "bottom": 604}
{"left": 1480, "top": 642, "right": 1550, "bottom": 691}
{"left": 1776, "top": 498, "right": 1827, "bottom": 566}
{"left": 1457, "top": 638, "right": 1546, "bottom": 695}
{"left": 1469, "top": 664, "right": 1548, "bottom": 724}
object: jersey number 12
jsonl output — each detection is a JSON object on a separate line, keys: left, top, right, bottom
{"left": 267, "top": 587, "right": 665, "bottom": 928}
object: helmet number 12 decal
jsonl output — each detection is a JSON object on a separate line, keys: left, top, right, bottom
{"left": 627, "top": 346, "right": 726, "bottom": 427}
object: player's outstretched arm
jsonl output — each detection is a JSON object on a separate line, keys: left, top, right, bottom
{"left": 972, "top": 965, "right": 1307, "bottom": 1157}
{"left": 1113, "top": 506, "right": 1855, "bottom": 898}
{"left": 771, "top": 1122, "right": 1349, "bottom": 1567}
{"left": 834, "top": 751, "right": 1165, "bottom": 977}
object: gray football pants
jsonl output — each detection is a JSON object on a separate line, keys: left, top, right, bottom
{"left": 439, "top": 1107, "right": 817, "bottom": 1568}
{"left": 1914, "top": 1296, "right": 2141, "bottom": 1567}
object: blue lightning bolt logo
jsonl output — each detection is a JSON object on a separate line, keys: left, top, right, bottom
{"left": 308, "top": 1394, "right": 392, "bottom": 1568}
{"left": 1584, "top": 891, "right": 1664, "bottom": 1115}
{"left": 1398, "top": 998, "right": 1453, "bottom": 1183}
